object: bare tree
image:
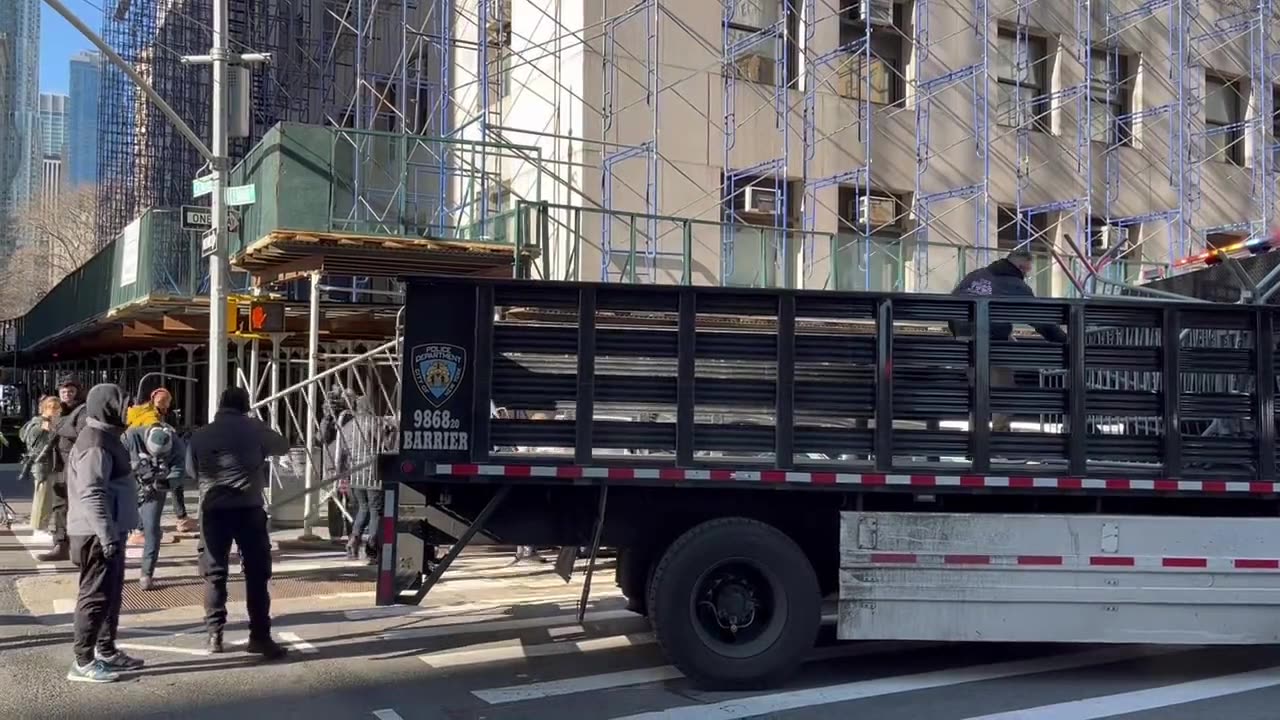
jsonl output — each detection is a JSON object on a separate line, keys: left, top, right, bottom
{"left": 0, "top": 242, "right": 49, "bottom": 318}
{"left": 15, "top": 185, "right": 100, "bottom": 289}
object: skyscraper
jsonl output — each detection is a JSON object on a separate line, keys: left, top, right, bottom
{"left": 38, "top": 92, "right": 68, "bottom": 158}
{"left": 0, "top": 1, "right": 40, "bottom": 252}
{"left": 67, "top": 50, "right": 100, "bottom": 186}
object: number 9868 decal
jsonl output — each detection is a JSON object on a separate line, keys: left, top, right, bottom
{"left": 413, "top": 409, "right": 460, "bottom": 430}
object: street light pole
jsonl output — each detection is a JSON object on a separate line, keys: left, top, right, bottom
{"left": 206, "top": 0, "right": 230, "bottom": 422}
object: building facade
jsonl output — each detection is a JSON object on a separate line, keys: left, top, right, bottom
{"left": 67, "top": 51, "right": 100, "bottom": 186}
{"left": 0, "top": 0, "right": 40, "bottom": 251}
{"left": 38, "top": 92, "right": 67, "bottom": 159}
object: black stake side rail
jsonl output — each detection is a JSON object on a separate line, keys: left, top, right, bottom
{"left": 396, "top": 276, "right": 1280, "bottom": 484}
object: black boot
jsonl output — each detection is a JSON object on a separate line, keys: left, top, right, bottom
{"left": 37, "top": 541, "right": 69, "bottom": 562}
{"left": 245, "top": 636, "right": 288, "bottom": 660}
{"left": 207, "top": 631, "right": 224, "bottom": 654}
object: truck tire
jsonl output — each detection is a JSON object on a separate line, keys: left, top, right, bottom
{"left": 646, "top": 517, "right": 820, "bottom": 689}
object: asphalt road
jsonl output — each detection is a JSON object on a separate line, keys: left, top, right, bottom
{"left": 4, "top": 464, "right": 1280, "bottom": 719}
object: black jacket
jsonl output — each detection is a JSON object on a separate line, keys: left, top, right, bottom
{"left": 186, "top": 410, "right": 289, "bottom": 510}
{"left": 52, "top": 402, "right": 86, "bottom": 474}
{"left": 950, "top": 259, "right": 1068, "bottom": 343}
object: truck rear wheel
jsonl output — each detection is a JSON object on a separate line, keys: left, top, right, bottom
{"left": 647, "top": 517, "right": 820, "bottom": 689}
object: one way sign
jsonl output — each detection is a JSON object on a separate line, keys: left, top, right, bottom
{"left": 181, "top": 205, "right": 240, "bottom": 233}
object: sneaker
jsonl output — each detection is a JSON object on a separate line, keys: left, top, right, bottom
{"left": 245, "top": 636, "right": 288, "bottom": 660}
{"left": 139, "top": 575, "right": 155, "bottom": 591}
{"left": 66, "top": 660, "right": 119, "bottom": 683}
{"left": 176, "top": 517, "right": 199, "bottom": 533}
{"left": 345, "top": 544, "right": 358, "bottom": 561}
{"left": 96, "top": 649, "right": 145, "bottom": 670}
{"left": 127, "top": 531, "right": 145, "bottom": 547}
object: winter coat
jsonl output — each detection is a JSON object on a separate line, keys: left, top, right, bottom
{"left": 123, "top": 423, "right": 187, "bottom": 504}
{"left": 949, "top": 259, "right": 1068, "bottom": 343}
{"left": 19, "top": 415, "right": 56, "bottom": 484}
{"left": 66, "top": 385, "right": 137, "bottom": 545}
{"left": 126, "top": 403, "right": 163, "bottom": 428}
{"left": 51, "top": 401, "right": 86, "bottom": 476}
{"left": 186, "top": 409, "right": 289, "bottom": 510}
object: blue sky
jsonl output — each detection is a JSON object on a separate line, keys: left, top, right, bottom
{"left": 39, "top": 1, "right": 104, "bottom": 95}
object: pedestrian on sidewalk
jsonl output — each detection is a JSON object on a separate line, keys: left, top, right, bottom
{"left": 124, "top": 422, "right": 186, "bottom": 590}
{"left": 338, "top": 395, "right": 383, "bottom": 562}
{"left": 188, "top": 386, "right": 290, "bottom": 659}
{"left": 128, "top": 388, "right": 197, "bottom": 533}
{"left": 40, "top": 376, "right": 86, "bottom": 562}
{"left": 66, "top": 383, "right": 144, "bottom": 683}
{"left": 19, "top": 396, "right": 62, "bottom": 532}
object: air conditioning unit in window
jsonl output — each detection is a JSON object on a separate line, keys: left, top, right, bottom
{"left": 743, "top": 186, "right": 779, "bottom": 214}
{"left": 852, "top": 195, "right": 897, "bottom": 228}
{"left": 1096, "top": 225, "right": 1129, "bottom": 249}
{"left": 860, "top": 0, "right": 895, "bottom": 26}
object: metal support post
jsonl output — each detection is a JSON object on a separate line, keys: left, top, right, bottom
{"left": 301, "top": 271, "right": 322, "bottom": 539}
{"left": 180, "top": 344, "right": 200, "bottom": 429}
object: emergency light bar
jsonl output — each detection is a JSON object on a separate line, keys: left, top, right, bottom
{"left": 1173, "top": 232, "right": 1279, "bottom": 269}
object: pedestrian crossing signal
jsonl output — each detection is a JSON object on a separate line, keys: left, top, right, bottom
{"left": 248, "top": 302, "right": 284, "bottom": 333}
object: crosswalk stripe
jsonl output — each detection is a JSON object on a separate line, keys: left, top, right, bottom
{"left": 277, "top": 631, "right": 318, "bottom": 654}
{"left": 420, "top": 631, "right": 655, "bottom": 668}
{"left": 606, "top": 646, "right": 1190, "bottom": 720}
{"left": 115, "top": 642, "right": 210, "bottom": 657}
{"left": 380, "top": 609, "right": 638, "bottom": 641}
{"left": 345, "top": 592, "right": 622, "bottom": 622}
{"left": 472, "top": 665, "right": 685, "bottom": 704}
{"left": 959, "top": 664, "right": 1280, "bottom": 719}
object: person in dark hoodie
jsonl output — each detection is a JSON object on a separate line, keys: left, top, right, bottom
{"left": 66, "top": 384, "right": 144, "bottom": 683}
{"left": 187, "top": 386, "right": 290, "bottom": 658}
{"left": 40, "top": 376, "right": 88, "bottom": 562}
{"left": 950, "top": 249, "right": 1067, "bottom": 432}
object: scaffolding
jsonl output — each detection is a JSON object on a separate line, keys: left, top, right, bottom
{"left": 96, "top": 0, "right": 1280, "bottom": 297}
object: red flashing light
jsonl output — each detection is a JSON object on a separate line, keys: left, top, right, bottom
{"left": 400, "top": 460, "right": 416, "bottom": 475}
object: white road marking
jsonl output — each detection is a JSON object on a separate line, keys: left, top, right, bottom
{"left": 473, "top": 665, "right": 685, "bottom": 704}
{"left": 116, "top": 642, "right": 211, "bottom": 657}
{"left": 420, "top": 632, "right": 655, "bottom": 668}
{"left": 380, "top": 609, "right": 639, "bottom": 641}
{"left": 277, "top": 631, "right": 318, "bottom": 654}
{"left": 36, "top": 563, "right": 56, "bottom": 573}
{"left": 608, "top": 646, "right": 1190, "bottom": 720}
{"left": 547, "top": 624, "right": 585, "bottom": 638}
{"left": 371, "top": 710, "right": 405, "bottom": 720}
{"left": 959, "top": 664, "right": 1280, "bottom": 719}
{"left": 53, "top": 598, "right": 75, "bottom": 614}
{"left": 345, "top": 592, "right": 622, "bottom": 621}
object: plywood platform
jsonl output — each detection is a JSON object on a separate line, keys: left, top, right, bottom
{"left": 233, "top": 229, "right": 523, "bottom": 282}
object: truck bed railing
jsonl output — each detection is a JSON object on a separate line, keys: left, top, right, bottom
{"left": 395, "top": 278, "right": 1279, "bottom": 481}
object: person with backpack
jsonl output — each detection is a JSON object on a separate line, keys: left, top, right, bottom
{"left": 123, "top": 422, "right": 187, "bottom": 590}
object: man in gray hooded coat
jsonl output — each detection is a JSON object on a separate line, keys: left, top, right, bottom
{"left": 65, "top": 384, "right": 144, "bottom": 683}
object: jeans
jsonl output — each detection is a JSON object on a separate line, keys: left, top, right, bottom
{"left": 70, "top": 535, "right": 126, "bottom": 666}
{"left": 169, "top": 480, "right": 188, "bottom": 519}
{"left": 349, "top": 488, "right": 384, "bottom": 549}
{"left": 198, "top": 506, "right": 273, "bottom": 639}
{"left": 138, "top": 494, "right": 166, "bottom": 577}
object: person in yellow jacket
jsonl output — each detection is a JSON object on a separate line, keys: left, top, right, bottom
{"left": 125, "top": 389, "right": 197, "bottom": 533}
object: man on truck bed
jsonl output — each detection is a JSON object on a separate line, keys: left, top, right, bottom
{"left": 950, "top": 249, "right": 1067, "bottom": 432}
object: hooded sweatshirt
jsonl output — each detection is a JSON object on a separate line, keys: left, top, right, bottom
{"left": 52, "top": 381, "right": 86, "bottom": 475}
{"left": 949, "top": 259, "right": 1069, "bottom": 343}
{"left": 66, "top": 384, "right": 138, "bottom": 545}
{"left": 187, "top": 406, "right": 290, "bottom": 510}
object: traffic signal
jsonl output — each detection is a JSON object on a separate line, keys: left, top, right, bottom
{"left": 248, "top": 301, "right": 285, "bottom": 333}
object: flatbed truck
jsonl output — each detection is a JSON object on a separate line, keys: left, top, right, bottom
{"left": 377, "top": 276, "right": 1280, "bottom": 689}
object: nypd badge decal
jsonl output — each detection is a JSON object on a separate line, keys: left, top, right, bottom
{"left": 412, "top": 343, "right": 466, "bottom": 408}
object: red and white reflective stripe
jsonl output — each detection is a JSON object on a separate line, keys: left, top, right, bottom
{"left": 846, "top": 552, "right": 1280, "bottom": 571}
{"left": 430, "top": 463, "right": 1280, "bottom": 496}
{"left": 375, "top": 485, "right": 397, "bottom": 605}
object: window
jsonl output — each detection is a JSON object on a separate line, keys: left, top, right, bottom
{"left": 1088, "top": 218, "right": 1136, "bottom": 284}
{"left": 834, "top": 187, "right": 904, "bottom": 290}
{"left": 996, "top": 29, "right": 1050, "bottom": 132}
{"left": 1089, "top": 49, "right": 1132, "bottom": 146}
{"left": 837, "top": 0, "right": 905, "bottom": 106}
{"left": 1272, "top": 87, "right": 1280, "bottom": 167}
{"left": 996, "top": 206, "right": 1052, "bottom": 295}
{"left": 725, "top": 0, "right": 797, "bottom": 87}
{"left": 1204, "top": 75, "right": 1244, "bottom": 165}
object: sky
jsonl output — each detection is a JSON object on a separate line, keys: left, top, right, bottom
{"left": 38, "top": 1, "right": 104, "bottom": 95}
